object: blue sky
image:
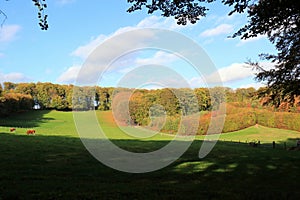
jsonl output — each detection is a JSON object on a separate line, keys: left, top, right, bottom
{"left": 0, "top": 0, "right": 277, "bottom": 89}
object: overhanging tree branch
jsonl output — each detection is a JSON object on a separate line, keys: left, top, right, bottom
{"left": 0, "top": 8, "right": 7, "bottom": 27}
{"left": 32, "top": 0, "right": 48, "bottom": 30}
{"left": 127, "top": 0, "right": 216, "bottom": 25}
{"left": 1, "top": 0, "right": 48, "bottom": 30}
{"left": 127, "top": 0, "right": 300, "bottom": 106}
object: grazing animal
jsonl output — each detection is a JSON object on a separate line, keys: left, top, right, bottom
{"left": 10, "top": 128, "right": 16, "bottom": 132}
{"left": 26, "top": 129, "right": 36, "bottom": 135}
{"left": 288, "top": 147, "right": 296, "bottom": 151}
{"left": 249, "top": 142, "right": 258, "bottom": 147}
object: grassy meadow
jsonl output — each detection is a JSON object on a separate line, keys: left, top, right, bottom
{"left": 0, "top": 110, "right": 300, "bottom": 199}
{"left": 199, "top": 125, "right": 300, "bottom": 146}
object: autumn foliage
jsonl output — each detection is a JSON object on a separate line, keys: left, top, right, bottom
{"left": 139, "top": 103, "right": 300, "bottom": 135}
{"left": 1, "top": 82, "right": 300, "bottom": 134}
{"left": 0, "top": 92, "right": 34, "bottom": 117}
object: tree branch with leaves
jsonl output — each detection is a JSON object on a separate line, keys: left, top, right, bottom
{"left": 127, "top": 0, "right": 300, "bottom": 106}
{"left": 127, "top": 0, "right": 216, "bottom": 25}
{"left": 1, "top": 0, "right": 48, "bottom": 30}
{"left": 227, "top": 0, "right": 300, "bottom": 105}
{"left": 32, "top": 0, "right": 48, "bottom": 30}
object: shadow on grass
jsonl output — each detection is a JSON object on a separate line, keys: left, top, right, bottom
{"left": 0, "top": 110, "right": 54, "bottom": 128}
{"left": 0, "top": 132, "right": 300, "bottom": 200}
{"left": 282, "top": 138, "right": 300, "bottom": 146}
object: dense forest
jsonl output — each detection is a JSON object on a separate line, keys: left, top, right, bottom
{"left": 1, "top": 82, "right": 300, "bottom": 134}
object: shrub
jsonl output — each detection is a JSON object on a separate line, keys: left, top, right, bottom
{"left": 222, "top": 111, "right": 256, "bottom": 133}
{"left": 196, "top": 113, "right": 209, "bottom": 135}
{"left": 255, "top": 109, "right": 275, "bottom": 128}
{"left": 144, "top": 103, "right": 300, "bottom": 135}
{"left": 161, "top": 116, "right": 180, "bottom": 134}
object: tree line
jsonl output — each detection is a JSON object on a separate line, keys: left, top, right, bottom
{"left": 0, "top": 82, "right": 115, "bottom": 116}
{"left": 1, "top": 82, "right": 299, "bottom": 118}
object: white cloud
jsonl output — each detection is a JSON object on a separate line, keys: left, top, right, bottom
{"left": 57, "top": 65, "right": 81, "bottom": 83}
{"left": 190, "top": 62, "right": 276, "bottom": 87}
{"left": 71, "top": 16, "right": 184, "bottom": 59}
{"left": 71, "top": 35, "right": 106, "bottom": 59}
{"left": 115, "top": 65, "right": 191, "bottom": 89}
{"left": 0, "top": 72, "right": 31, "bottom": 83}
{"left": 190, "top": 63, "right": 257, "bottom": 88}
{"left": 69, "top": 31, "right": 157, "bottom": 85}
{"left": 200, "top": 24, "right": 233, "bottom": 37}
{"left": 45, "top": 68, "right": 53, "bottom": 75}
{"left": 216, "top": 13, "right": 239, "bottom": 24}
{"left": 237, "top": 34, "right": 267, "bottom": 46}
{"left": 135, "top": 51, "right": 179, "bottom": 66}
{"left": 189, "top": 76, "right": 206, "bottom": 88}
{"left": 0, "top": 25, "right": 21, "bottom": 43}
{"left": 136, "top": 15, "right": 186, "bottom": 30}
{"left": 67, "top": 16, "right": 192, "bottom": 85}
{"left": 206, "top": 63, "right": 254, "bottom": 83}
{"left": 56, "top": 0, "right": 74, "bottom": 5}
{"left": 239, "top": 82, "right": 265, "bottom": 89}
{"left": 255, "top": 61, "right": 277, "bottom": 71}
{"left": 98, "top": 50, "right": 180, "bottom": 76}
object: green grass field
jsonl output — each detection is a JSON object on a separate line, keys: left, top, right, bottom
{"left": 198, "top": 125, "right": 300, "bottom": 146}
{"left": 1, "top": 110, "right": 300, "bottom": 199}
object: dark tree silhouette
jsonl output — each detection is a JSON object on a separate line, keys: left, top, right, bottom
{"left": 32, "top": 0, "right": 48, "bottom": 30}
{"left": 237, "top": 0, "right": 299, "bottom": 105}
{"left": 127, "top": 0, "right": 215, "bottom": 25}
{"left": 128, "top": 0, "right": 300, "bottom": 106}
{"left": 1, "top": 0, "right": 48, "bottom": 30}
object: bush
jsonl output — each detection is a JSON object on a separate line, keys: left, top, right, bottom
{"left": 180, "top": 114, "right": 200, "bottom": 135}
{"left": 0, "top": 93, "right": 34, "bottom": 116}
{"left": 198, "top": 113, "right": 211, "bottom": 135}
{"left": 142, "top": 103, "right": 300, "bottom": 135}
{"left": 274, "top": 112, "right": 300, "bottom": 131}
{"left": 256, "top": 110, "right": 276, "bottom": 128}
{"left": 162, "top": 116, "right": 180, "bottom": 134}
{"left": 255, "top": 109, "right": 300, "bottom": 132}
{"left": 222, "top": 111, "right": 256, "bottom": 133}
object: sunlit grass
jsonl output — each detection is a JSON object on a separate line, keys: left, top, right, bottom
{"left": 197, "top": 125, "right": 300, "bottom": 145}
{"left": 1, "top": 110, "right": 300, "bottom": 143}
{"left": 1, "top": 110, "right": 300, "bottom": 199}
{"left": 0, "top": 110, "right": 76, "bottom": 137}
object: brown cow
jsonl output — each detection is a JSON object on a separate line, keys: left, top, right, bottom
{"left": 10, "top": 128, "right": 16, "bottom": 132}
{"left": 26, "top": 129, "right": 36, "bottom": 135}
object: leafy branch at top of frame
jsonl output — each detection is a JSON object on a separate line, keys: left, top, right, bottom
{"left": 0, "top": 0, "right": 48, "bottom": 30}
